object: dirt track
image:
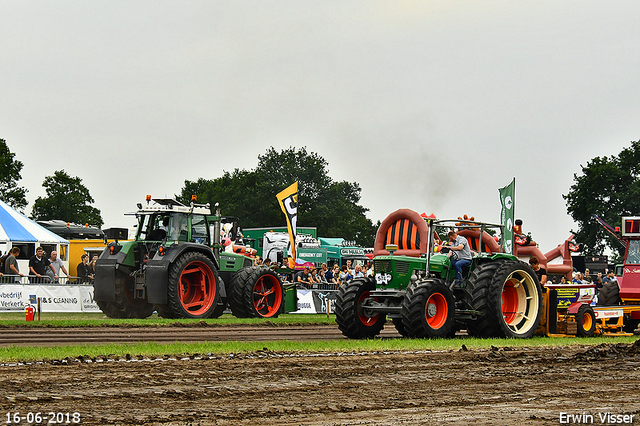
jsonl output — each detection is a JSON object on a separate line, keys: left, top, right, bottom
{"left": 2, "top": 328, "right": 640, "bottom": 426}
{"left": 0, "top": 324, "right": 400, "bottom": 347}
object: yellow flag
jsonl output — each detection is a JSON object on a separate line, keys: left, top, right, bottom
{"left": 276, "top": 182, "right": 298, "bottom": 262}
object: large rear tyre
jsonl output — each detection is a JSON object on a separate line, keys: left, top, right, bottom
{"left": 596, "top": 281, "right": 620, "bottom": 306}
{"left": 576, "top": 304, "right": 596, "bottom": 337}
{"left": 335, "top": 278, "right": 385, "bottom": 339}
{"left": 96, "top": 271, "right": 154, "bottom": 319}
{"left": 163, "top": 251, "right": 220, "bottom": 318}
{"left": 229, "top": 267, "right": 284, "bottom": 318}
{"left": 401, "top": 279, "right": 455, "bottom": 338}
{"left": 466, "top": 260, "right": 542, "bottom": 338}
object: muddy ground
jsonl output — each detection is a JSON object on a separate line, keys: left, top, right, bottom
{"left": 2, "top": 340, "right": 640, "bottom": 425}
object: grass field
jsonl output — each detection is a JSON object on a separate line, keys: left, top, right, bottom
{"left": 1, "top": 335, "right": 637, "bottom": 363}
{"left": 0, "top": 312, "right": 637, "bottom": 362}
{"left": 0, "top": 312, "right": 336, "bottom": 327}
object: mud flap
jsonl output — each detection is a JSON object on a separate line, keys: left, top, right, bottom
{"left": 146, "top": 260, "right": 170, "bottom": 305}
{"left": 94, "top": 260, "right": 117, "bottom": 302}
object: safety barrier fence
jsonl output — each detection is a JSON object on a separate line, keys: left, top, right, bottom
{"left": 0, "top": 274, "right": 92, "bottom": 285}
{"left": 0, "top": 280, "right": 338, "bottom": 315}
{"left": 0, "top": 282, "right": 100, "bottom": 313}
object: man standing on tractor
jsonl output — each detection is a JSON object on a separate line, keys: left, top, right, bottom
{"left": 446, "top": 230, "right": 472, "bottom": 285}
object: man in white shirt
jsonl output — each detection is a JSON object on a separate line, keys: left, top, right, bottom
{"left": 47, "top": 251, "right": 69, "bottom": 283}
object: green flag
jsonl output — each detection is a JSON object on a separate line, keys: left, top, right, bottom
{"left": 499, "top": 178, "right": 515, "bottom": 254}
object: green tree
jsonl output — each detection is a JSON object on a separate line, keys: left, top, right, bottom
{"left": 0, "top": 139, "right": 28, "bottom": 212}
{"left": 179, "top": 147, "right": 378, "bottom": 247}
{"left": 31, "top": 170, "right": 104, "bottom": 227}
{"left": 564, "top": 140, "right": 640, "bottom": 260}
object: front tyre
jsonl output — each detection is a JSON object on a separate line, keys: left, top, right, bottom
{"left": 164, "top": 251, "right": 220, "bottom": 318}
{"left": 576, "top": 304, "right": 596, "bottom": 337}
{"left": 401, "top": 279, "right": 455, "bottom": 338}
{"left": 335, "top": 278, "right": 385, "bottom": 339}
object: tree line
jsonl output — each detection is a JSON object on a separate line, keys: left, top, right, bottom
{"left": 3, "top": 137, "right": 640, "bottom": 253}
{"left": 0, "top": 141, "right": 379, "bottom": 246}
{"left": 177, "top": 147, "right": 379, "bottom": 247}
{"left": 0, "top": 139, "right": 103, "bottom": 227}
{"left": 564, "top": 140, "right": 640, "bottom": 261}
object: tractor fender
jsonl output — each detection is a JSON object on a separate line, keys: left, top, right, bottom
{"left": 146, "top": 243, "right": 224, "bottom": 305}
{"left": 566, "top": 302, "right": 586, "bottom": 315}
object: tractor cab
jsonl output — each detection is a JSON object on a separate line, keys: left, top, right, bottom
{"left": 617, "top": 217, "right": 640, "bottom": 300}
{"left": 133, "top": 197, "right": 211, "bottom": 243}
{"left": 124, "top": 197, "right": 214, "bottom": 263}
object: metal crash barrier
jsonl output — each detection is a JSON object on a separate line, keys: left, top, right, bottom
{"left": 0, "top": 274, "right": 93, "bottom": 285}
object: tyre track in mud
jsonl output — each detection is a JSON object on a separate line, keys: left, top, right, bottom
{"left": 0, "top": 324, "right": 402, "bottom": 347}
{"left": 2, "top": 342, "right": 640, "bottom": 425}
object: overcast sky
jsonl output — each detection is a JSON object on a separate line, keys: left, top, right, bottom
{"left": 2, "top": 1, "right": 639, "bottom": 251}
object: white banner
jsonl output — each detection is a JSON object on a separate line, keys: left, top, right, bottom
{"left": 32, "top": 285, "right": 82, "bottom": 312}
{"left": 292, "top": 289, "right": 336, "bottom": 314}
{"left": 78, "top": 286, "right": 102, "bottom": 312}
{"left": 0, "top": 285, "right": 26, "bottom": 311}
{"left": 0, "top": 284, "right": 100, "bottom": 313}
{"left": 294, "top": 289, "right": 316, "bottom": 313}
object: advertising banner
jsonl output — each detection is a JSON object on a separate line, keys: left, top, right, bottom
{"left": 34, "top": 285, "right": 82, "bottom": 312}
{"left": 499, "top": 178, "right": 515, "bottom": 254}
{"left": 0, "top": 284, "right": 101, "bottom": 313}
{"left": 297, "top": 248, "right": 328, "bottom": 264}
{"left": 292, "top": 289, "right": 336, "bottom": 314}
{"left": 294, "top": 289, "right": 316, "bottom": 313}
{"left": 78, "top": 286, "right": 102, "bottom": 312}
{"left": 276, "top": 181, "right": 298, "bottom": 263}
{"left": 0, "top": 285, "right": 25, "bottom": 311}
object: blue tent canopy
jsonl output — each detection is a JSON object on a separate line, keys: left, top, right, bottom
{"left": 0, "top": 200, "right": 69, "bottom": 244}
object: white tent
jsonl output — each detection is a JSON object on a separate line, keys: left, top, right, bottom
{"left": 0, "top": 200, "right": 70, "bottom": 279}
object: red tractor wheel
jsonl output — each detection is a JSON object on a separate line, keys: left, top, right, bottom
{"left": 335, "top": 278, "right": 385, "bottom": 339}
{"left": 165, "top": 251, "right": 220, "bottom": 318}
{"left": 401, "top": 279, "right": 455, "bottom": 338}
{"left": 466, "top": 260, "right": 542, "bottom": 338}
{"left": 229, "top": 267, "right": 284, "bottom": 318}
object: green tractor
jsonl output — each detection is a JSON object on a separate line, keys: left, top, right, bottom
{"left": 335, "top": 209, "right": 543, "bottom": 339}
{"left": 94, "top": 197, "right": 287, "bottom": 319}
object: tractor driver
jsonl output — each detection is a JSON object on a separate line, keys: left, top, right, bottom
{"left": 446, "top": 230, "right": 472, "bottom": 285}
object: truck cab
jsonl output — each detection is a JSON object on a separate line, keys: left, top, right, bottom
{"left": 616, "top": 217, "right": 640, "bottom": 301}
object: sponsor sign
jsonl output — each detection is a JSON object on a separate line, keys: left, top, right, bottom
{"left": 498, "top": 178, "right": 515, "bottom": 254}
{"left": 594, "top": 308, "right": 624, "bottom": 319}
{"left": 576, "top": 287, "right": 595, "bottom": 303}
{"left": 293, "top": 289, "right": 336, "bottom": 314}
{"left": 0, "top": 285, "right": 101, "bottom": 313}
{"left": 556, "top": 287, "right": 595, "bottom": 307}
{"left": 0, "top": 285, "right": 25, "bottom": 311}
{"left": 297, "top": 248, "right": 328, "bottom": 264}
{"left": 340, "top": 248, "right": 365, "bottom": 256}
{"left": 79, "top": 286, "right": 102, "bottom": 312}
{"left": 35, "top": 285, "right": 82, "bottom": 312}
{"left": 375, "top": 273, "right": 392, "bottom": 285}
